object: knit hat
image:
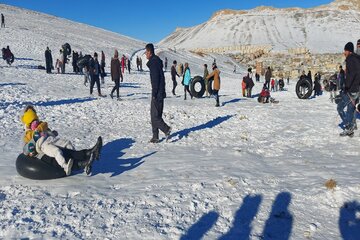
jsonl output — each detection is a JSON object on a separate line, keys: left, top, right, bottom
{"left": 30, "top": 120, "right": 40, "bottom": 131}
{"left": 21, "top": 108, "right": 38, "bottom": 127}
{"left": 344, "top": 42, "right": 354, "bottom": 53}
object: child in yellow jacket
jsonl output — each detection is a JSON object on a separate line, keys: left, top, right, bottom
{"left": 21, "top": 106, "right": 74, "bottom": 175}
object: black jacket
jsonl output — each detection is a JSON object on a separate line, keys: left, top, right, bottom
{"left": 147, "top": 55, "right": 166, "bottom": 100}
{"left": 345, "top": 53, "right": 360, "bottom": 93}
{"left": 171, "top": 65, "right": 179, "bottom": 80}
{"left": 45, "top": 50, "right": 53, "bottom": 66}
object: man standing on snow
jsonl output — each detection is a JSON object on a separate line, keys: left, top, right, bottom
{"left": 45, "top": 47, "right": 53, "bottom": 74}
{"left": 89, "top": 52, "right": 104, "bottom": 97}
{"left": 100, "top": 51, "right": 106, "bottom": 83}
{"left": 1, "top": 14, "right": 5, "bottom": 28}
{"left": 265, "top": 67, "right": 272, "bottom": 89}
{"left": 110, "top": 50, "right": 123, "bottom": 100}
{"left": 164, "top": 57, "right": 168, "bottom": 72}
{"left": 339, "top": 42, "right": 360, "bottom": 137}
{"left": 127, "top": 58, "right": 131, "bottom": 74}
{"left": 171, "top": 60, "right": 179, "bottom": 95}
{"left": 145, "top": 43, "right": 171, "bottom": 143}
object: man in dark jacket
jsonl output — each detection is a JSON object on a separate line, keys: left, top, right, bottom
{"left": 89, "top": 52, "right": 104, "bottom": 97}
{"left": 338, "top": 65, "right": 345, "bottom": 91}
{"left": 265, "top": 67, "right": 271, "bottom": 89}
{"left": 1, "top": 14, "right": 5, "bottom": 28}
{"left": 171, "top": 60, "right": 179, "bottom": 95}
{"left": 110, "top": 50, "right": 123, "bottom": 100}
{"left": 72, "top": 51, "right": 79, "bottom": 74}
{"left": 339, "top": 42, "right": 360, "bottom": 137}
{"left": 2, "top": 46, "right": 14, "bottom": 65}
{"left": 45, "top": 47, "right": 53, "bottom": 74}
{"left": 145, "top": 43, "right": 171, "bottom": 143}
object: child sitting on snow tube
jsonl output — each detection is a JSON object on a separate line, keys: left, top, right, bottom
{"left": 19, "top": 105, "right": 102, "bottom": 179}
{"left": 22, "top": 106, "right": 76, "bottom": 175}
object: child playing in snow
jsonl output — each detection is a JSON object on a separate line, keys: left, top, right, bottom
{"left": 271, "top": 79, "right": 275, "bottom": 92}
{"left": 21, "top": 106, "right": 75, "bottom": 175}
{"left": 242, "top": 77, "right": 247, "bottom": 97}
{"left": 258, "top": 84, "right": 271, "bottom": 103}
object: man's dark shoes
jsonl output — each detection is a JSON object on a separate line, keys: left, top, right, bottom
{"left": 149, "top": 138, "right": 160, "bottom": 143}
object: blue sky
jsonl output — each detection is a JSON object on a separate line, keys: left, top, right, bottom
{"left": 2, "top": 0, "right": 332, "bottom": 42}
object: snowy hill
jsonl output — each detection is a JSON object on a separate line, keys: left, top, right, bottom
{"left": 159, "top": 0, "right": 360, "bottom": 53}
{"left": 0, "top": 3, "right": 360, "bottom": 240}
{"left": 0, "top": 4, "right": 145, "bottom": 60}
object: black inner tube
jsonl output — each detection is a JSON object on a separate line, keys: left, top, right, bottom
{"left": 296, "top": 78, "right": 313, "bottom": 99}
{"left": 190, "top": 76, "right": 206, "bottom": 98}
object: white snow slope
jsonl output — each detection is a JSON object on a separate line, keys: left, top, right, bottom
{"left": 159, "top": 0, "right": 360, "bottom": 53}
{"left": 1, "top": 4, "right": 360, "bottom": 240}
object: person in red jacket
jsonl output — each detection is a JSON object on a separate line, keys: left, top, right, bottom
{"left": 121, "top": 55, "right": 126, "bottom": 74}
{"left": 258, "top": 84, "right": 271, "bottom": 103}
{"left": 271, "top": 78, "right": 275, "bottom": 92}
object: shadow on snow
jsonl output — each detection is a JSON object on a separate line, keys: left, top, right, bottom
{"left": 92, "top": 138, "right": 156, "bottom": 177}
{"left": 15, "top": 57, "right": 41, "bottom": 62}
{"left": 222, "top": 98, "right": 246, "bottom": 106}
{"left": 120, "top": 82, "right": 142, "bottom": 89}
{"left": 170, "top": 115, "right": 234, "bottom": 142}
{"left": 0, "top": 97, "right": 96, "bottom": 110}
{"left": 181, "top": 192, "right": 293, "bottom": 240}
{"left": 0, "top": 82, "right": 26, "bottom": 87}
{"left": 339, "top": 201, "right": 360, "bottom": 240}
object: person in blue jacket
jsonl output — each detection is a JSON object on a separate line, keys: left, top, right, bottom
{"left": 182, "top": 62, "right": 193, "bottom": 100}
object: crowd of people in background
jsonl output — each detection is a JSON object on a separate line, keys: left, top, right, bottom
{"left": 3, "top": 10, "right": 360, "bottom": 141}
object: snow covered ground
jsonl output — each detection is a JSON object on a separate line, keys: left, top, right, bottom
{"left": 1, "top": 4, "right": 360, "bottom": 240}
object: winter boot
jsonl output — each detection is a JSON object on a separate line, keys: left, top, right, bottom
{"left": 92, "top": 136, "right": 103, "bottom": 161}
{"left": 84, "top": 153, "right": 94, "bottom": 175}
{"left": 84, "top": 136, "right": 103, "bottom": 176}
{"left": 340, "top": 127, "right": 354, "bottom": 137}
{"left": 149, "top": 138, "right": 159, "bottom": 143}
{"left": 165, "top": 127, "right": 172, "bottom": 142}
{"left": 65, "top": 158, "right": 74, "bottom": 176}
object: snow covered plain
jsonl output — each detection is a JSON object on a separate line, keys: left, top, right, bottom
{"left": 1, "top": 4, "right": 360, "bottom": 240}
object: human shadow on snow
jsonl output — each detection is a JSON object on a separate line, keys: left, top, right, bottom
{"left": 33, "top": 97, "right": 96, "bottom": 107}
{"left": 0, "top": 97, "right": 96, "bottom": 110}
{"left": 181, "top": 192, "right": 293, "bottom": 240}
{"left": 262, "top": 192, "right": 293, "bottom": 240}
{"left": 170, "top": 115, "right": 234, "bottom": 142}
{"left": 339, "top": 201, "right": 360, "bottom": 240}
{"left": 180, "top": 211, "right": 219, "bottom": 240}
{"left": 15, "top": 64, "right": 44, "bottom": 70}
{"left": 91, "top": 138, "right": 155, "bottom": 177}
{"left": 15, "top": 57, "right": 41, "bottom": 62}
{"left": 219, "top": 195, "right": 262, "bottom": 240}
{"left": 120, "top": 82, "right": 142, "bottom": 89}
{"left": 222, "top": 98, "right": 246, "bottom": 106}
{"left": 0, "top": 82, "right": 26, "bottom": 87}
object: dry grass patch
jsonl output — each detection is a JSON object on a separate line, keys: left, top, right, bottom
{"left": 325, "top": 179, "right": 337, "bottom": 190}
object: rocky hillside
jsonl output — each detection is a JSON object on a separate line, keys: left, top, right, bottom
{"left": 159, "top": 0, "right": 360, "bottom": 53}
